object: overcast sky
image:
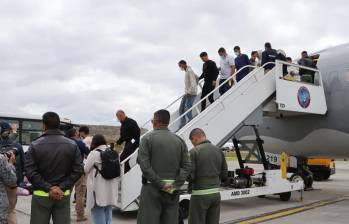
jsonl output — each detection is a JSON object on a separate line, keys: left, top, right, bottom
{"left": 1, "top": 0, "right": 348, "bottom": 126}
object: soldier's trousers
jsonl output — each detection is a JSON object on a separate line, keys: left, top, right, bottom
{"left": 30, "top": 195, "right": 71, "bottom": 224}
{"left": 188, "top": 193, "right": 221, "bottom": 224}
{"left": 137, "top": 184, "right": 179, "bottom": 224}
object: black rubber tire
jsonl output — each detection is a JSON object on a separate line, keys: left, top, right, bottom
{"left": 313, "top": 172, "right": 325, "bottom": 181}
{"left": 290, "top": 173, "right": 313, "bottom": 189}
{"left": 323, "top": 172, "right": 331, "bottom": 180}
{"left": 280, "top": 192, "right": 292, "bottom": 201}
{"left": 258, "top": 195, "right": 266, "bottom": 198}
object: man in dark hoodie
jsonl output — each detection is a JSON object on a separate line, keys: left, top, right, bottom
{"left": 261, "top": 42, "right": 278, "bottom": 72}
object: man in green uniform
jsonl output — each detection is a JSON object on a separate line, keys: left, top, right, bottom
{"left": 137, "top": 109, "right": 191, "bottom": 224}
{"left": 188, "top": 128, "right": 228, "bottom": 224}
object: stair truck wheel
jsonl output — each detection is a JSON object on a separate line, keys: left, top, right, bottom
{"left": 279, "top": 192, "right": 292, "bottom": 201}
{"left": 323, "top": 171, "right": 331, "bottom": 180}
{"left": 313, "top": 171, "right": 325, "bottom": 181}
{"left": 290, "top": 173, "right": 313, "bottom": 189}
{"left": 258, "top": 195, "right": 266, "bottom": 198}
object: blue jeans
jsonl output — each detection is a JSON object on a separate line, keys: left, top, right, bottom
{"left": 236, "top": 70, "right": 248, "bottom": 82}
{"left": 179, "top": 94, "right": 196, "bottom": 128}
{"left": 91, "top": 205, "right": 112, "bottom": 224}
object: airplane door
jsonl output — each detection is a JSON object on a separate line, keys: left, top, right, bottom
{"left": 275, "top": 61, "right": 328, "bottom": 115}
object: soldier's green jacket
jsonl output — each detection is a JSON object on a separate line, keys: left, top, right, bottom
{"left": 137, "top": 128, "right": 191, "bottom": 189}
{"left": 189, "top": 140, "right": 228, "bottom": 190}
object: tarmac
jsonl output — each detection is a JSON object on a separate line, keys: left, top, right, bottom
{"left": 16, "top": 161, "right": 349, "bottom": 224}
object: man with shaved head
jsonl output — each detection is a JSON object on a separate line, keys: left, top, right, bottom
{"left": 137, "top": 109, "right": 191, "bottom": 224}
{"left": 188, "top": 128, "right": 228, "bottom": 224}
{"left": 116, "top": 110, "right": 140, "bottom": 173}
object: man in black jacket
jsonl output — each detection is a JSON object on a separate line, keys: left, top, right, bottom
{"left": 116, "top": 110, "right": 141, "bottom": 173}
{"left": 261, "top": 42, "right": 278, "bottom": 71}
{"left": 199, "top": 52, "right": 219, "bottom": 111}
{"left": 25, "top": 112, "right": 83, "bottom": 224}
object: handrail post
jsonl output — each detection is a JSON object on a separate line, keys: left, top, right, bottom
{"left": 195, "top": 106, "right": 200, "bottom": 115}
{"left": 120, "top": 163, "right": 125, "bottom": 176}
{"left": 199, "top": 81, "right": 203, "bottom": 90}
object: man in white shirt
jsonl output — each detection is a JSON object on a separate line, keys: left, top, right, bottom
{"left": 178, "top": 60, "right": 198, "bottom": 129}
{"left": 218, "top": 47, "right": 235, "bottom": 95}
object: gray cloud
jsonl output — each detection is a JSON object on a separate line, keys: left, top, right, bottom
{"left": 1, "top": 0, "right": 348, "bottom": 125}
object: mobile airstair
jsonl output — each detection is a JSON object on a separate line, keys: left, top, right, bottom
{"left": 116, "top": 60, "right": 327, "bottom": 212}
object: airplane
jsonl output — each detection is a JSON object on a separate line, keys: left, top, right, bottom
{"left": 115, "top": 44, "right": 349, "bottom": 211}
{"left": 163, "top": 43, "right": 349, "bottom": 189}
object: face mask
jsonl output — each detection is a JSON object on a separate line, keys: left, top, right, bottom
{"left": 234, "top": 52, "right": 240, "bottom": 56}
{"left": 180, "top": 67, "right": 185, "bottom": 71}
{"left": 220, "top": 56, "right": 225, "bottom": 60}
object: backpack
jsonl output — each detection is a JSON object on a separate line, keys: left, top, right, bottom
{"left": 94, "top": 148, "right": 120, "bottom": 180}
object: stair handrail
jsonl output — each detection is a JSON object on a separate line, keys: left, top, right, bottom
{"left": 119, "top": 63, "right": 273, "bottom": 173}
{"left": 276, "top": 60, "right": 320, "bottom": 73}
{"left": 167, "top": 64, "right": 258, "bottom": 131}
{"left": 274, "top": 60, "right": 323, "bottom": 86}
{"left": 170, "top": 60, "right": 323, "bottom": 135}
{"left": 140, "top": 80, "right": 204, "bottom": 129}
{"left": 140, "top": 94, "right": 183, "bottom": 129}
{"left": 173, "top": 63, "right": 279, "bottom": 135}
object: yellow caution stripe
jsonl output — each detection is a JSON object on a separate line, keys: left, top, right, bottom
{"left": 222, "top": 196, "right": 348, "bottom": 224}
{"left": 33, "top": 190, "right": 71, "bottom": 197}
{"left": 192, "top": 188, "right": 220, "bottom": 196}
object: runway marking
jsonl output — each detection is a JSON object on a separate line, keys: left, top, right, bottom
{"left": 221, "top": 196, "right": 348, "bottom": 224}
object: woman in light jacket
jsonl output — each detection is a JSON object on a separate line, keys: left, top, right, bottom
{"left": 84, "top": 134, "right": 118, "bottom": 224}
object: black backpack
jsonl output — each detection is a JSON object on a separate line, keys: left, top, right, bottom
{"left": 94, "top": 148, "right": 120, "bottom": 180}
